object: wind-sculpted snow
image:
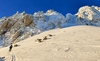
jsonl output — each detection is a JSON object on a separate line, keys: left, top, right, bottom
{"left": 0, "top": 6, "right": 100, "bottom": 46}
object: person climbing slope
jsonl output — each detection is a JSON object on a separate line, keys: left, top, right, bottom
{"left": 9, "top": 43, "right": 13, "bottom": 52}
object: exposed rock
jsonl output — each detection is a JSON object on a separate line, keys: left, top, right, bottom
{"left": 42, "top": 36, "right": 47, "bottom": 40}
{"left": 57, "top": 21, "right": 61, "bottom": 25}
{"left": 11, "top": 30, "right": 22, "bottom": 42}
{"left": 21, "top": 11, "right": 25, "bottom": 15}
{"left": 14, "top": 44, "right": 19, "bottom": 47}
{"left": 6, "top": 18, "right": 17, "bottom": 29}
{"left": 29, "top": 22, "right": 36, "bottom": 27}
{"left": 0, "top": 18, "right": 15, "bottom": 35}
{"left": 22, "top": 14, "right": 33, "bottom": 27}
{"left": 47, "top": 34, "right": 52, "bottom": 37}
{"left": 37, "top": 32, "right": 40, "bottom": 35}
{"left": 16, "top": 11, "right": 19, "bottom": 14}
{"left": 0, "top": 28, "right": 7, "bottom": 35}
{"left": 1, "top": 57, "right": 5, "bottom": 59}
{"left": 31, "top": 33, "right": 35, "bottom": 36}
{"left": 10, "top": 20, "right": 24, "bottom": 34}
{"left": 14, "top": 31, "right": 34, "bottom": 43}
{"left": 35, "top": 39, "right": 42, "bottom": 43}
{"left": 0, "top": 21, "right": 8, "bottom": 28}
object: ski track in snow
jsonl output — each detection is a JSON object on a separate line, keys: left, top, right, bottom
{"left": 8, "top": 52, "right": 16, "bottom": 61}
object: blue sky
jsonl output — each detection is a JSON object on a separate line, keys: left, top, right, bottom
{"left": 0, "top": 0, "right": 100, "bottom": 18}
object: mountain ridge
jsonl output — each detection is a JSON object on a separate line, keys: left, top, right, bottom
{"left": 0, "top": 5, "right": 100, "bottom": 46}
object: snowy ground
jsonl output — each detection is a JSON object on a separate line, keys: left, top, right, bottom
{"left": 0, "top": 25, "right": 100, "bottom": 61}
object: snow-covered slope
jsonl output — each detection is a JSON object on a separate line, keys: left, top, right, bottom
{"left": 0, "top": 26, "right": 100, "bottom": 61}
{"left": 0, "top": 6, "right": 100, "bottom": 46}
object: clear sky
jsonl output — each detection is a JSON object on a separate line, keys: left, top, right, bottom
{"left": 0, "top": 0, "right": 100, "bottom": 18}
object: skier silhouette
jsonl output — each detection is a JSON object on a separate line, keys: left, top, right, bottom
{"left": 9, "top": 43, "right": 13, "bottom": 52}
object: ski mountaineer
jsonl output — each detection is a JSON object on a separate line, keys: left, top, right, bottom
{"left": 9, "top": 43, "right": 13, "bottom": 52}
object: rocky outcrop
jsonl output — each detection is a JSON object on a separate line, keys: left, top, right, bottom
{"left": 0, "top": 28, "right": 7, "bottom": 35}
{"left": 10, "top": 20, "right": 24, "bottom": 34}
{"left": 21, "top": 11, "right": 25, "bottom": 15}
{"left": 22, "top": 14, "right": 33, "bottom": 27}
{"left": 11, "top": 30, "right": 22, "bottom": 42}
{"left": 0, "top": 18, "right": 16, "bottom": 35}
{"left": 0, "top": 21, "right": 8, "bottom": 35}
{"left": 35, "top": 39, "right": 42, "bottom": 43}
